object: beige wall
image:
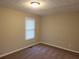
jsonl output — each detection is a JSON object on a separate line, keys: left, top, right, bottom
{"left": 0, "top": 6, "right": 79, "bottom": 55}
{"left": 0, "top": 8, "right": 4, "bottom": 55}
{"left": 0, "top": 7, "right": 41, "bottom": 55}
{"left": 41, "top": 12, "right": 79, "bottom": 52}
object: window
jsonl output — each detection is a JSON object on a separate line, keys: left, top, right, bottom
{"left": 25, "top": 17, "right": 35, "bottom": 40}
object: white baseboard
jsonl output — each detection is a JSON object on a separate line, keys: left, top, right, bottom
{"left": 41, "top": 42, "right": 79, "bottom": 54}
{"left": 0, "top": 42, "right": 79, "bottom": 58}
{"left": 0, "top": 43, "right": 40, "bottom": 58}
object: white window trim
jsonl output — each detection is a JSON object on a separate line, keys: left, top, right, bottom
{"left": 25, "top": 17, "right": 35, "bottom": 40}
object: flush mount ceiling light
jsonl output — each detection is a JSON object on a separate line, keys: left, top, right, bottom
{"left": 30, "top": 1, "right": 40, "bottom": 8}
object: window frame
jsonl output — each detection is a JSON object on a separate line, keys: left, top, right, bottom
{"left": 25, "top": 17, "right": 36, "bottom": 40}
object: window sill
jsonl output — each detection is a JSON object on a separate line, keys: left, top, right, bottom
{"left": 25, "top": 38, "right": 34, "bottom": 40}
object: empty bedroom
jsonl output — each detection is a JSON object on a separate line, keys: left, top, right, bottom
{"left": 0, "top": 0, "right": 79, "bottom": 59}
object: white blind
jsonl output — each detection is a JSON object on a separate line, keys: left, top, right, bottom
{"left": 25, "top": 17, "right": 35, "bottom": 40}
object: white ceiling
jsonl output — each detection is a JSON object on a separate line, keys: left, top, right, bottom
{"left": 0, "top": 0, "right": 79, "bottom": 16}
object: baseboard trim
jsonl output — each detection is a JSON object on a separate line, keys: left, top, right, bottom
{"left": 0, "top": 43, "right": 40, "bottom": 58}
{"left": 0, "top": 42, "right": 79, "bottom": 58}
{"left": 41, "top": 42, "right": 79, "bottom": 54}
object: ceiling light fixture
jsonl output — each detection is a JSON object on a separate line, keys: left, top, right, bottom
{"left": 31, "top": 1, "right": 40, "bottom": 8}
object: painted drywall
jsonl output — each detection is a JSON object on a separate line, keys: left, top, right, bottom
{"left": 0, "top": 7, "right": 41, "bottom": 55}
{"left": 41, "top": 12, "right": 79, "bottom": 52}
{"left": 0, "top": 8, "right": 4, "bottom": 55}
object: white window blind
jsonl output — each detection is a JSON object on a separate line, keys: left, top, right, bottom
{"left": 25, "top": 17, "right": 35, "bottom": 40}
